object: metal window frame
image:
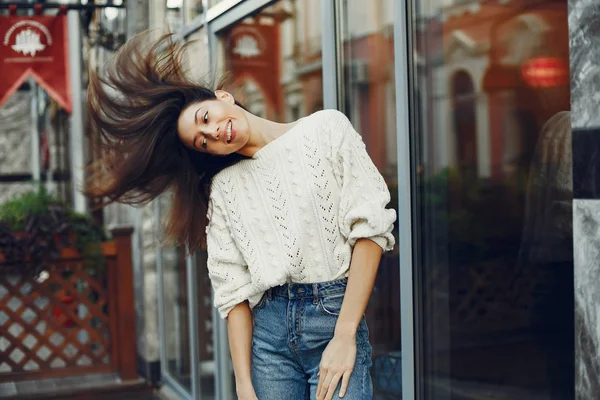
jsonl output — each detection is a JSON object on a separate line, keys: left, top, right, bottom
{"left": 186, "top": 251, "right": 202, "bottom": 399}
{"left": 394, "top": 1, "right": 416, "bottom": 399}
{"left": 322, "top": 0, "right": 338, "bottom": 110}
{"left": 67, "top": 10, "right": 86, "bottom": 213}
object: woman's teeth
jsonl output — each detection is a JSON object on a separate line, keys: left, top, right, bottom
{"left": 227, "top": 121, "right": 232, "bottom": 142}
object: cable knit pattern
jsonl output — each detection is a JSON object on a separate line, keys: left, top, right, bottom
{"left": 206, "top": 109, "right": 397, "bottom": 318}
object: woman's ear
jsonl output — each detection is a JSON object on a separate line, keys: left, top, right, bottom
{"left": 215, "top": 90, "right": 235, "bottom": 105}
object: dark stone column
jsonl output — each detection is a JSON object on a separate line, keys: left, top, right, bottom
{"left": 569, "top": 1, "right": 600, "bottom": 398}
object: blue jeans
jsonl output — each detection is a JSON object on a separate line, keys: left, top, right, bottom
{"left": 251, "top": 278, "right": 373, "bottom": 399}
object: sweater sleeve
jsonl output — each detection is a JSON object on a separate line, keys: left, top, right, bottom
{"left": 330, "top": 111, "right": 397, "bottom": 252}
{"left": 206, "top": 183, "right": 256, "bottom": 319}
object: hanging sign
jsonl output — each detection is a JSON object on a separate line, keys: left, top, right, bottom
{"left": 0, "top": 15, "right": 71, "bottom": 113}
{"left": 521, "top": 57, "right": 569, "bottom": 88}
{"left": 225, "top": 22, "right": 282, "bottom": 118}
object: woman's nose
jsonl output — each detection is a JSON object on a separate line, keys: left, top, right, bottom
{"left": 203, "top": 125, "right": 219, "bottom": 139}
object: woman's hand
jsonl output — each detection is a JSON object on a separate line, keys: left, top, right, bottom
{"left": 316, "top": 332, "right": 357, "bottom": 400}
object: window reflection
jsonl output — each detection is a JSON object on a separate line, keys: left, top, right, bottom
{"left": 184, "top": 29, "right": 209, "bottom": 82}
{"left": 217, "top": 0, "right": 322, "bottom": 122}
{"left": 340, "top": 1, "right": 402, "bottom": 399}
{"left": 160, "top": 196, "right": 192, "bottom": 391}
{"left": 166, "top": 0, "right": 183, "bottom": 33}
{"left": 412, "top": 0, "right": 572, "bottom": 399}
{"left": 184, "top": 0, "right": 204, "bottom": 23}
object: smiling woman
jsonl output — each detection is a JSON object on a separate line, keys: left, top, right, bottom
{"left": 176, "top": 90, "right": 249, "bottom": 155}
{"left": 88, "top": 20, "right": 396, "bottom": 399}
{"left": 86, "top": 32, "right": 247, "bottom": 253}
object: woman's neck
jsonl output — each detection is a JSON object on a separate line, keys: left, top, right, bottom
{"left": 239, "top": 111, "right": 298, "bottom": 157}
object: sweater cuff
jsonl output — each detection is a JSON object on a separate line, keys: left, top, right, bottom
{"left": 217, "top": 291, "right": 264, "bottom": 319}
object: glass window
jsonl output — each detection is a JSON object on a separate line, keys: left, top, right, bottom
{"left": 166, "top": 0, "right": 183, "bottom": 33}
{"left": 409, "top": 0, "right": 572, "bottom": 398}
{"left": 184, "top": 29, "right": 209, "bottom": 82}
{"left": 339, "top": 1, "right": 402, "bottom": 398}
{"left": 216, "top": 0, "right": 323, "bottom": 122}
{"left": 194, "top": 250, "right": 217, "bottom": 398}
{"left": 160, "top": 198, "right": 192, "bottom": 392}
{"left": 184, "top": 0, "right": 204, "bottom": 23}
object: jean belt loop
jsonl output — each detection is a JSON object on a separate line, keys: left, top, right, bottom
{"left": 313, "top": 283, "right": 319, "bottom": 304}
{"left": 267, "top": 288, "right": 272, "bottom": 301}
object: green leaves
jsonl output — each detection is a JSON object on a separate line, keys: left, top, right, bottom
{"left": 0, "top": 185, "right": 107, "bottom": 277}
{"left": 0, "top": 186, "right": 60, "bottom": 231}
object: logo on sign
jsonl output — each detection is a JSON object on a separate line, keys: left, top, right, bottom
{"left": 232, "top": 34, "right": 261, "bottom": 58}
{"left": 12, "top": 28, "right": 45, "bottom": 56}
{"left": 3, "top": 20, "right": 53, "bottom": 57}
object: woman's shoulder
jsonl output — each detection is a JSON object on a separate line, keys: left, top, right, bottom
{"left": 302, "top": 109, "right": 350, "bottom": 128}
{"left": 299, "top": 109, "right": 352, "bottom": 146}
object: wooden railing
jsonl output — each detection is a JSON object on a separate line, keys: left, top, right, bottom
{"left": 0, "top": 227, "right": 137, "bottom": 382}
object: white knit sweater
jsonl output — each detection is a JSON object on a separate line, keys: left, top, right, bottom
{"left": 206, "top": 109, "right": 397, "bottom": 318}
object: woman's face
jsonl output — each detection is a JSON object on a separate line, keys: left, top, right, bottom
{"left": 177, "top": 90, "right": 250, "bottom": 156}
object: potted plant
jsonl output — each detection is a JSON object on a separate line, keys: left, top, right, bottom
{"left": 0, "top": 185, "right": 107, "bottom": 278}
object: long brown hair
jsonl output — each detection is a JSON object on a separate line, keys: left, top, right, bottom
{"left": 86, "top": 32, "right": 245, "bottom": 252}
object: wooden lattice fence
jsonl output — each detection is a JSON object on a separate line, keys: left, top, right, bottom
{"left": 0, "top": 227, "right": 136, "bottom": 382}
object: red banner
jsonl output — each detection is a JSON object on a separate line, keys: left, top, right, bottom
{"left": 224, "top": 22, "right": 282, "bottom": 120}
{"left": 0, "top": 15, "right": 71, "bottom": 113}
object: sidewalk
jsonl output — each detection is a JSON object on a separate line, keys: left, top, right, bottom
{"left": 0, "top": 372, "right": 155, "bottom": 400}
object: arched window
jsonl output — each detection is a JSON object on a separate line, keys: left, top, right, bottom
{"left": 452, "top": 71, "right": 478, "bottom": 177}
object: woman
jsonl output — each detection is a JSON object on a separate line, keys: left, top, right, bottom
{"left": 87, "top": 33, "right": 396, "bottom": 400}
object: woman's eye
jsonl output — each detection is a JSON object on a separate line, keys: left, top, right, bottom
{"left": 203, "top": 111, "right": 209, "bottom": 123}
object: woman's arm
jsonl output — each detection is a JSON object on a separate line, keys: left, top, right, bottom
{"left": 335, "top": 238, "right": 382, "bottom": 335}
{"left": 227, "top": 301, "right": 258, "bottom": 400}
{"left": 316, "top": 238, "right": 382, "bottom": 400}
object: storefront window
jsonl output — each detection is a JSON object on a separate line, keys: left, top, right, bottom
{"left": 339, "top": 1, "right": 402, "bottom": 398}
{"left": 409, "top": 0, "right": 573, "bottom": 398}
{"left": 216, "top": 0, "right": 322, "bottom": 122}
{"left": 160, "top": 198, "right": 192, "bottom": 391}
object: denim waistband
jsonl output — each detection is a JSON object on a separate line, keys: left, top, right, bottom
{"left": 267, "top": 278, "right": 347, "bottom": 300}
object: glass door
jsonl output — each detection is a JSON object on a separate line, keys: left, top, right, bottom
{"left": 407, "top": 0, "right": 573, "bottom": 399}
{"left": 338, "top": 1, "right": 403, "bottom": 398}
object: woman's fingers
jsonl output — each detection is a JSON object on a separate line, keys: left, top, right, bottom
{"left": 338, "top": 371, "right": 352, "bottom": 398}
{"left": 317, "top": 369, "right": 335, "bottom": 400}
{"left": 324, "top": 372, "right": 343, "bottom": 400}
{"left": 317, "top": 369, "right": 332, "bottom": 399}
